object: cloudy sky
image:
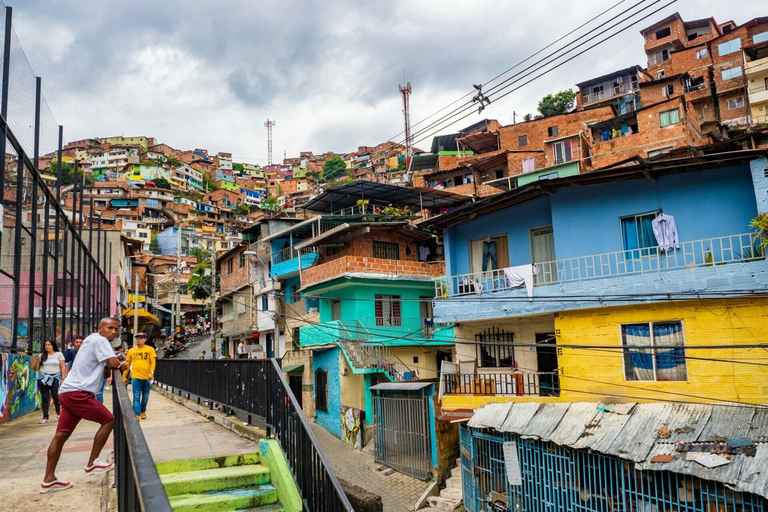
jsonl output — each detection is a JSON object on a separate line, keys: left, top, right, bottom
{"left": 11, "top": 0, "right": 767, "bottom": 164}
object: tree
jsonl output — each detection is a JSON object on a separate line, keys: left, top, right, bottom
{"left": 261, "top": 196, "right": 279, "bottom": 211}
{"left": 149, "top": 233, "right": 160, "bottom": 254}
{"left": 322, "top": 156, "right": 348, "bottom": 181}
{"left": 47, "top": 159, "right": 78, "bottom": 186}
{"left": 203, "top": 177, "right": 218, "bottom": 191}
{"left": 154, "top": 177, "right": 171, "bottom": 189}
{"left": 236, "top": 202, "right": 250, "bottom": 215}
{"left": 189, "top": 247, "right": 212, "bottom": 263}
{"left": 536, "top": 90, "right": 577, "bottom": 118}
{"left": 232, "top": 163, "right": 244, "bottom": 172}
{"left": 187, "top": 261, "right": 216, "bottom": 301}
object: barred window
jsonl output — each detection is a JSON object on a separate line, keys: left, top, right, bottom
{"left": 372, "top": 241, "right": 399, "bottom": 260}
{"left": 476, "top": 327, "right": 515, "bottom": 368}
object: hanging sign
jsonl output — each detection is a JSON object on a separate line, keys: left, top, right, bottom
{"left": 503, "top": 441, "right": 522, "bottom": 486}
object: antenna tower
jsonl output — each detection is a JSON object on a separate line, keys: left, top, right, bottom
{"left": 264, "top": 119, "right": 276, "bottom": 165}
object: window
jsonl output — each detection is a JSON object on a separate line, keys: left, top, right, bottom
{"left": 647, "top": 147, "right": 673, "bottom": 158}
{"left": 717, "top": 38, "right": 741, "bottom": 56}
{"left": 547, "top": 126, "right": 558, "bottom": 137}
{"left": 727, "top": 96, "right": 745, "bottom": 110}
{"left": 138, "top": 232, "right": 148, "bottom": 238}
{"left": 695, "top": 48, "right": 708, "bottom": 59}
{"left": 662, "top": 84, "right": 674, "bottom": 97}
{"left": 722, "top": 66, "right": 743, "bottom": 80}
{"left": 292, "top": 327, "right": 301, "bottom": 348}
{"left": 495, "top": 169, "right": 504, "bottom": 180}
{"left": 522, "top": 157, "right": 536, "bottom": 174}
{"left": 469, "top": 235, "right": 509, "bottom": 274}
{"left": 659, "top": 109, "right": 680, "bottom": 127}
{"left": 552, "top": 140, "right": 572, "bottom": 164}
{"left": 518, "top": 135, "right": 528, "bottom": 147}
{"left": 656, "top": 69, "right": 665, "bottom": 79}
{"left": 375, "top": 294, "right": 401, "bottom": 326}
{"left": 372, "top": 241, "right": 399, "bottom": 260}
{"left": 622, "top": 321, "right": 687, "bottom": 381}
{"left": 227, "top": 259, "right": 233, "bottom": 274}
{"left": 655, "top": 27, "right": 671, "bottom": 39}
{"left": 476, "top": 327, "right": 515, "bottom": 368}
{"left": 621, "top": 211, "right": 660, "bottom": 259}
{"left": 261, "top": 294, "right": 268, "bottom": 311}
{"left": 239, "top": 252, "right": 245, "bottom": 267}
{"left": 755, "top": 31, "right": 768, "bottom": 44}
{"left": 315, "top": 369, "right": 328, "bottom": 412}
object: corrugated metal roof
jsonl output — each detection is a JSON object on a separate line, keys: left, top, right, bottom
{"left": 469, "top": 400, "right": 768, "bottom": 498}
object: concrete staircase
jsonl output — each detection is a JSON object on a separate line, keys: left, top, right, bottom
{"left": 156, "top": 453, "right": 284, "bottom": 512}
{"left": 422, "top": 459, "right": 464, "bottom": 511}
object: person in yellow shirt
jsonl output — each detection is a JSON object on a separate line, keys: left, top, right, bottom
{"left": 124, "top": 333, "right": 156, "bottom": 420}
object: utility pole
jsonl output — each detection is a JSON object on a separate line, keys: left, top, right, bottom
{"left": 175, "top": 225, "right": 182, "bottom": 340}
{"left": 264, "top": 119, "right": 275, "bottom": 166}
{"left": 210, "top": 249, "right": 217, "bottom": 358}
{"left": 399, "top": 78, "right": 413, "bottom": 182}
{"left": 133, "top": 270, "right": 140, "bottom": 339}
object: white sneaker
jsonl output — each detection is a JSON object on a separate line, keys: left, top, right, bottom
{"left": 39, "top": 418, "right": 50, "bottom": 424}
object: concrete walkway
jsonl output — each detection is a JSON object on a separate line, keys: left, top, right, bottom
{"left": 0, "top": 386, "right": 257, "bottom": 511}
{"left": 310, "top": 423, "right": 431, "bottom": 512}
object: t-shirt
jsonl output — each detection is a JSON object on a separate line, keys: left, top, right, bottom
{"left": 59, "top": 333, "right": 116, "bottom": 395}
{"left": 39, "top": 352, "right": 65, "bottom": 375}
{"left": 126, "top": 345, "right": 156, "bottom": 380}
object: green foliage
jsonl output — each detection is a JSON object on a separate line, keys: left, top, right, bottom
{"left": 536, "top": 90, "right": 577, "bottom": 118}
{"left": 523, "top": 113, "right": 533, "bottom": 122}
{"left": 47, "top": 159, "right": 81, "bottom": 186}
{"left": 236, "top": 202, "right": 250, "bottom": 215}
{"left": 750, "top": 213, "right": 768, "bottom": 249}
{"left": 322, "top": 155, "right": 348, "bottom": 181}
{"left": 189, "top": 247, "right": 212, "bottom": 263}
{"left": 187, "top": 262, "right": 215, "bottom": 300}
{"left": 203, "top": 177, "right": 218, "bottom": 191}
{"left": 167, "top": 157, "right": 183, "bottom": 167}
{"left": 149, "top": 233, "right": 160, "bottom": 254}
{"left": 232, "top": 163, "right": 244, "bottom": 172}
{"left": 153, "top": 177, "right": 171, "bottom": 189}
{"left": 261, "top": 196, "right": 279, "bottom": 211}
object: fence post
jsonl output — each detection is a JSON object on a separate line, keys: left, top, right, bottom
{"left": 10, "top": 155, "right": 24, "bottom": 352}
{"left": 0, "top": 6, "right": 11, "bottom": 221}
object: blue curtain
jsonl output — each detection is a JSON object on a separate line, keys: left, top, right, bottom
{"left": 622, "top": 215, "right": 658, "bottom": 260}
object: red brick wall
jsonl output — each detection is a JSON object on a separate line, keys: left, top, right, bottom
{"left": 643, "top": 17, "right": 686, "bottom": 54}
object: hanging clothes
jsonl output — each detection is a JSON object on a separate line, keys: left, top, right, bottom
{"left": 502, "top": 264, "right": 540, "bottom": 298}
{"left": 418, "top": 245, "right": 430, "bottom": 262}
{"left": 651, "top": 213, "right": 680, "bottom": 252}
{"left": 482, "top": 240, "right": 497, "bottom": 271}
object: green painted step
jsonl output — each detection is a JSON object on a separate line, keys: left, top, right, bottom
{"left": 167, "top": 485, "right": 279, "bottom": 512}
{"left": 161, "top": 465, "right": 272, "bottom": 496}
{"left": 239, "top": 506, "right": 284, "bottom": 512}
{"left": 156, "top": 454, "right": 261, "bottom": 475}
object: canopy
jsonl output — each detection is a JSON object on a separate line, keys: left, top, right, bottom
{"left": 121, "top": 309, "right": 159, "bottom": 325}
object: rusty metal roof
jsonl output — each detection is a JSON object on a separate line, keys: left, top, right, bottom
{"left": 469, "top": 400, "right": 768, "bottom": 498}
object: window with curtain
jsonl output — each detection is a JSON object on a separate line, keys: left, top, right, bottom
{"left": 621, "top": 211, "right": 660, "bottom": 259}
{"left": 469, "top": 235, "right": 509, "bottom": 274}
{"left": 375, "top": 294, "right": 401, "bottom": 326}
{"left": 622, "top": 321, "right": 687, "bottom": 381}
{"left": 553, "top": 140, "right": 572, "bottom": 163}
{"left": 659, "top": 109, "right": 680, "bottom": 127}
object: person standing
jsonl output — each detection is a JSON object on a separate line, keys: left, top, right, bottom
{"left": 33, "top": 341, "right": 67, "bottom": 424}
{"left": 123, "top": 333, "right": 156, "bottom": 420}
{"left": 63, "top": 341, "right": 75, "bottom": 368}
{"left": 41, "top": 318, "right": 127, "bottom": 493}
{"left": 66, "top": 335, "right": 84, "bottom": 371}
{"left": 237, "top": 340, "right": 246, "bottom": 359}
{"left": 199, "top": 351, "right": 206, "bottom": 360}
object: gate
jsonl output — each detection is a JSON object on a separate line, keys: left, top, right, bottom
{"left": 372, "top": 394, "right": 432, "bottom": 480}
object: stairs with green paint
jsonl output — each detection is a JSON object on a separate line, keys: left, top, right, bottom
{"left": 156, "top": 453, "right": 285, "bottom": 512}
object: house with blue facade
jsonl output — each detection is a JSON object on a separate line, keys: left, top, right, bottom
{"left": 420, "top": 151, "right": 768, "bottom": 512}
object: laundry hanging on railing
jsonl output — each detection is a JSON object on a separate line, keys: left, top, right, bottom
{"left": 651, "top": 213, "right": 680, "bottom": 252}
{"left": 502, "top": 264, "right": 539, "bottom": 298}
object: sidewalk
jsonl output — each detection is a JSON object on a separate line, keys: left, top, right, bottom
{"left": 0, "top": 386, "right": 256, "bottom": 511}
{"left": 310, "top": 423, "right": 431, "bottom": 511}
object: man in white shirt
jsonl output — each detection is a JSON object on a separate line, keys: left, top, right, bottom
{"left": 237, "top": 340, "right": 246, "bottom": 359}
{"left": 41, "top": 318, "right": 128, "bottom": 494}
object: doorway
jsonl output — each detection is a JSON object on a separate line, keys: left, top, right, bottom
{"left": 535, "top": 332, "right": 559, "bottom": 397}
{"left": 530, "top": 226, "right": 556, "bottom": 285}
{"left": 288, "top": 375, "right": 303, "bottom": 410}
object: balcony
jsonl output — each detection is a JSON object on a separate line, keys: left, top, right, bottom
{"left": 270, "top": 245, "right": 319, "bottom": 279}
{"left": 647, "top": 53, "right": 670, "bottom": 66}
{"left": 302, "top": 255, "right": 443, "bottom": 289}
{"left": 442, "top": 371, "right": 560, "bottom": 397}
{"left": 438, "top": 232, "right": 763, "bottom": 298}
{"left": 581, "top": 84, "right": 637, "bottom": 105}
{"left": 744, "top": 58, "right": 768, "bottom": 76}
{"left": 750, "top": 114, "right": 768, "bottom": 126}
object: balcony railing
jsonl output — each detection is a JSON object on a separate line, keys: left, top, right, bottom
{"left": 361, "top": 317, "right": 434, "bottom": 340}
{"left": 442, "top": 372, "right": 560, "bottom": 397}
{"left": 750, "top": 114, "right": 768, "bottom": 126}
{"left": 749, "top": 84, "right": 768, "bottom": 94}
{"left": 582, "top": 84, "right": 637, "bottom": 105}
{"left": 271, "top": 245, "right": 319, "bottom": 265}
{"left": 684, "top": 82, "right": 709, "bottom": 94}
{"left": 647, "top": 53, "right": 670, "bottom": 66}
{"left": 438, "top": 232, "right": 763, "bottom": 297}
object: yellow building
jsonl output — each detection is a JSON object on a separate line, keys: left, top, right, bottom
{"left": 107, "top": 136, "right": 151, "bottom": 151}
{"left": 745, "top": 40, "right": 768, "bottom": 125}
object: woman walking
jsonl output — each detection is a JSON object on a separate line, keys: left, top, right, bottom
{"left": 34, "top": 340, "right": 67, "bottom": 424}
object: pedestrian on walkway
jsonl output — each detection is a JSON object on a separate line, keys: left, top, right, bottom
{"left": 32, "top": 340, "right": 67, "bottom": 424}
{"left": 124, "top": 333, "right": 156, "bottom": 420}
{"left": 200, "top": 351, "right": 206, "bottom": 360}
{"left": 66, "top": 335, "right": 84, "bottom": 371}
{"left": 41, "top": 318, "right": 127, "bottom": 493}
{"left": 63, "top": 341, "right": 75, "bottom": 368}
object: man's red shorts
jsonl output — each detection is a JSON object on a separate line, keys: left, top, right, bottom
{"left": 57, "top": 391, "right": 114, "bottom": 434}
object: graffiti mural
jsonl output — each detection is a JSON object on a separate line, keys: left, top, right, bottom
{"left": 0, "top": 319, "right": 30, "bottom": 351}
{"left": 0, "top": 353, "right": 40, "bottom": 425}
{"left": 340, "top": 405, "right": 363, "bottom": 449}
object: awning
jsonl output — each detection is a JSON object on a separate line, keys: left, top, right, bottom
{"left": 121, "top": 309, "right": 159, "bottom": 324}
{"left": 369, "top": 382, "right": 432, "bottom": 391}
{"left": 281, "top": 364, "right": 304, "bottom": 373}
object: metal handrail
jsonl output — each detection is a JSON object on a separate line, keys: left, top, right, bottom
{"left": 111, "top": 369, "right": 172, "bottom": 512}
{"left": 154, "top": 359, "right": 354, "bottom": 512}
{"left": 439, "top": 232, "right": 763, "bottom": 297}
{"left": 442, "top": 371, "right": 560, "bottom": 397}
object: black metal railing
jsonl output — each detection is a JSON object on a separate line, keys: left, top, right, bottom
{"left": 154, "top": 359, "right": 354, "bottom": 512}
{"left": 111, "top": 370, "right": 172, "bottom": 512}
{"left": 442, "top": 371, "right": 561, "bottom": 397}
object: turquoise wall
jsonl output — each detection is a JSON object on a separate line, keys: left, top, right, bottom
{"left": 313, "top": 347, "right": 341, "bottom": 438}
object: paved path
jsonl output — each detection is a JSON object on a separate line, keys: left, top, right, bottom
{"left": 172, "top": 334, "right": 215, "bottom": 360}
{"left": 310, "top": 423, "right": 431, "bottom": 511}
{"left": 0, "top": 385, "right": 257, "bottom": 510}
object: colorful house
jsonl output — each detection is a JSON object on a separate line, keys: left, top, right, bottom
{"left": 422, "top": 151, "right": 768, "bottom": 511}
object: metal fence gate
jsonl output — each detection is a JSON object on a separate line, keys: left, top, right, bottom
{"left": 372, "top": 394, "right": 432, "bottom": 480}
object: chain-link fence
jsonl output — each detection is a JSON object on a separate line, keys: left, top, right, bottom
{"left": 0, "top": 3, "right": 110, "bottom": 354}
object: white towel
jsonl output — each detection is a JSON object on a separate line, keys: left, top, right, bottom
{"left": 503, "top": 264, "right": 539, "bottom": 298}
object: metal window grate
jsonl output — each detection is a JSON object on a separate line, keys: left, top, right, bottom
{"left": 372, "top": 241, "right": 400, "bottom": 260}
{"left": 476, "top": 326, "right": 514, "bottom": 368}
